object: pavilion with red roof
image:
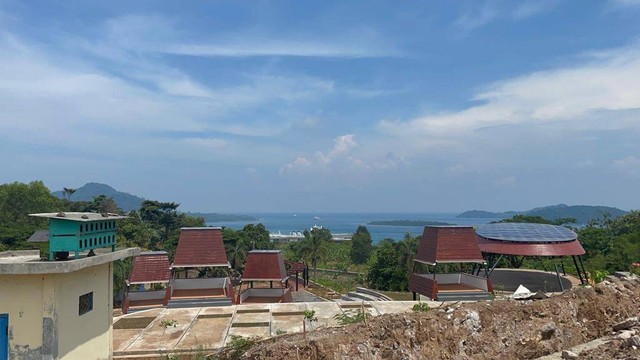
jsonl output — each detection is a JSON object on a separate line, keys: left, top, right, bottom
{"left": 168, "top": 227, "right": 235, "bottom": 308}
{"left": 237, "top": 250, "right": 292, "bottom": 304}
{"left": 409, "top": 226, "right": 493, "bottom": 301}
{"left": 123, "top": 251, "right": 171, "bottom": 313}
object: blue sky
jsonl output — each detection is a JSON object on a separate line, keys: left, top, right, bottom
{"left": 1, "top": 1, "right": 640, "bottom": 213}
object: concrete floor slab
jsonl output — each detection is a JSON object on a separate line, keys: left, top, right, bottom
{"left": 370, "top": 301, "right": 412, "bottom": 315}
{"left": 113, "top": 329, "right": 145, "bottom": 352}
{"left": 125, "top": 308, "right": 200, "bottom": 352}
{"left": 114, "top": 300, "right": 427, "bottom": 357}
{"left": 176, "top": 316, "right": 232, "bottom": 350}
{"left": 271, "top": 303, "right": 308, "bottom": 335}
{"left": 226, "top": 326, "right": 270, "bottom": 344}
{"left": 199, "top": 306, "right": 236, "bottom": 315}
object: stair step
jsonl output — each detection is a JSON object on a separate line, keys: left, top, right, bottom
{"left": 436, "top": 292, "right": 493, "bottom": 301}
{"left": 167, "top": 297, "right": 233, "bottom": 308}
{"left": 347, "top": 292, "right": 379, "bottom": 301}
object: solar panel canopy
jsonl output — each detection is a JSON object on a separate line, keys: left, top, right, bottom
{"left": 476, "top": 223, "right": 577, "bottom": 243}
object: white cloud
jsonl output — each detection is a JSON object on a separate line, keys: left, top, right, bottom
{"left": 492, "top": 176, "right": 517, "bottom": 187}
{"left": 281, "top": 134, "right": 358, "bottom": 173}
{"left": 455, "top": 3, "right": 498, "bottom": 31}
{"left": 104, "top": 14, "right": 400, "bottom": 59}
{"left": 455, "top": 0, "right": 558, "bottom": 31}
{"left": 512, "top": 1, "right": 557, "bottom": 20}
{"left": 378, "top": 43, "right": 640, "bottom": 138}
{"left": 613, "top": 156, "right": 640, "bottom": 176}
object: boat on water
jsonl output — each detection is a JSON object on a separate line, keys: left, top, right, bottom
{"left": 313, "top": 216, "right": 320, "bottom": 220}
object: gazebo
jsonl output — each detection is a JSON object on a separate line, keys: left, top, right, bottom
{"left": 237, "top": 250, "right": 291, "bottom": 304}
{"left": 409, "top": 226, "right": 493, "bottom": 301}
{"left": 123, "top": 251, "right": 171, "bottom": 313}
{"left": 475, "top": 223, "right": 588, "bottom": 291}
{"left": 169, "top": 227, "right": 234, "bottom": 307}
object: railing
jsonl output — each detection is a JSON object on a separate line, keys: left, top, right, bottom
{"left": 409, "top": 273, "right": 437, "bottom": 300}
{"left": 459, "top": 274, "right": 489, "bottom": 292}
{"left": 433, "top": 273, "right": 462, "bottom": 284}
{"left": 172, "top": 278, "right": 226, "bottom": 290}
{"left": 127, "top": 290, "right": 167, "bottom": 302}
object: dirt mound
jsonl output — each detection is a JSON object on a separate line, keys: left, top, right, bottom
{"left": 221, "top": 276, "right": 640, "bottom": 360}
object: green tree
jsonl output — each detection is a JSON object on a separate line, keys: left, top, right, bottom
{"left": 222, "top": 227, "right": 249, "bottom": 273}
{"left": 302, "top": 227, "right": 332, "bottom": 277}
{"left": 139, "top": 200, "right": 181, "bottom": 245}
{"left": 238, "top": 224, "right": 272, "bottom": 250}
{"left": 366, "top": 240, "right": 407, "bottom": 291}
{"left": 350, "top": 225, "right": 372, "bottom": 264}
{"left": 397, "top": 232, "right": 419, "bottom": 273}
{"left": 0, "top": 181, "right": 63, "bottom": 249}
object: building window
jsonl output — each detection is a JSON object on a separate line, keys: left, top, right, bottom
{"left": 79, "top": 292, "right": 93, "bottom": 316}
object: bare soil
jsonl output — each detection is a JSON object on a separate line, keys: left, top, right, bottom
{"left": 218, "top": 276, "right": 640, "bottom": 360}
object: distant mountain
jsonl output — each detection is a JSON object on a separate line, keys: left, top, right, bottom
{"left": 186, "top": 212, "right": 258, "bottom": 222}
{"left": 367, "top": 220, "right": 453, "bottom": 226}
{"left": 455, "top": 210, "right": 518, "bottom": 219}
{"left": 53, "top": 182, "right": 145, "bottom": 212}
{"left": 457, "top": 204, "right": 628, "bottom": 224}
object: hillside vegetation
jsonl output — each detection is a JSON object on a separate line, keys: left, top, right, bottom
{"left": 458, "top": 203, "right": 627, "bottom": 224}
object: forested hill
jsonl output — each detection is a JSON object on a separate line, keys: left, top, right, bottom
{"left": 52, "top": 182, "right": 144, "bottom": 212}
{"left": 457, "top": 204, "right": 628, "bottom": 224}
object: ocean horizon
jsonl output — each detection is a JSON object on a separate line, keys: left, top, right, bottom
{"left": 206, "top": 212, "right": 501, "bottom": 243}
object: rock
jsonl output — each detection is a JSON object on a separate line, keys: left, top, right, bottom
{"left": 613, "top": 317, "right": 638, "bottom": 331}
{"left": 561, "top": 350, "right": 579, "bottom": 359}
{"left": 541, "top": 323, "right": 558, "bottom": 340}
{"left": 626, "top": 335, "right": 640, "bottom": 348}
{"left": 616, "top": 330, "right": 636, "bottom": 340}
{"left": 464, "top": 310, "right": 481, "bottom": 332}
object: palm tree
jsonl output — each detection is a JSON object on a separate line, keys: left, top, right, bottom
{"left": 397, "top": 232, "right": 419, "bottom": 273}
{"left": 227, "top": 239, "right": 248, "bottom": 272}
{"left": 302, "top": 227, "right": 331, "bottom": 278}
{"left": 62, "top": 187, "right": 76, "bottom": 201}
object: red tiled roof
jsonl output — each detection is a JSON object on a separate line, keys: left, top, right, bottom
{"left": 477, "top": 236, "right": 586, "bottom": 256}
{"left": 129, "top": 251, "right": 171, "bottom": 284}
{"left": 172, "top": 227, "right": 229, "bottom": 268}
{"left": 415, "top": 226, "right": 485, "bottom": 264}
{"left": 242, "top": 250, "right": 287, "bottom": 281}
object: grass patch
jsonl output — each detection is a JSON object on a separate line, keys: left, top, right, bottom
{"left": 113, "top": 316, "right": 156, "bottom": 330}
{"left": 377, "top": 290, "right": 415, "bottom": 301}
{"left": 334, "top": 310, "right": 370, "bottom": 325}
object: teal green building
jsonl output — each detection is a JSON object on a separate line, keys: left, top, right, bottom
{"left": 30, "top": 212, "right": 127, "bottom": 260}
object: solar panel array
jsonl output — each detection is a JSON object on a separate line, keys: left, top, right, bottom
{"left": 476, "top": 223, "right": 577, "bottom": 243}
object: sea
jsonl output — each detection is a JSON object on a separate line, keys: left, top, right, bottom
{"left": 206, "top": 212, "right": 502, "bottom": 243}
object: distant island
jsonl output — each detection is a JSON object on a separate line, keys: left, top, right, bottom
{"left": 368, "top": 220, "right": 453, "bottom": 226}
{"left": 457, "top": 204, "right": 628, "bottom": 224}
{"left": 186, "top": 212, "right": 258, "bottom": 222}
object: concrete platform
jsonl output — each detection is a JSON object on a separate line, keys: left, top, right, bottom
{"left": 113, "top": 301, "right": 433, "bottom": 357}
